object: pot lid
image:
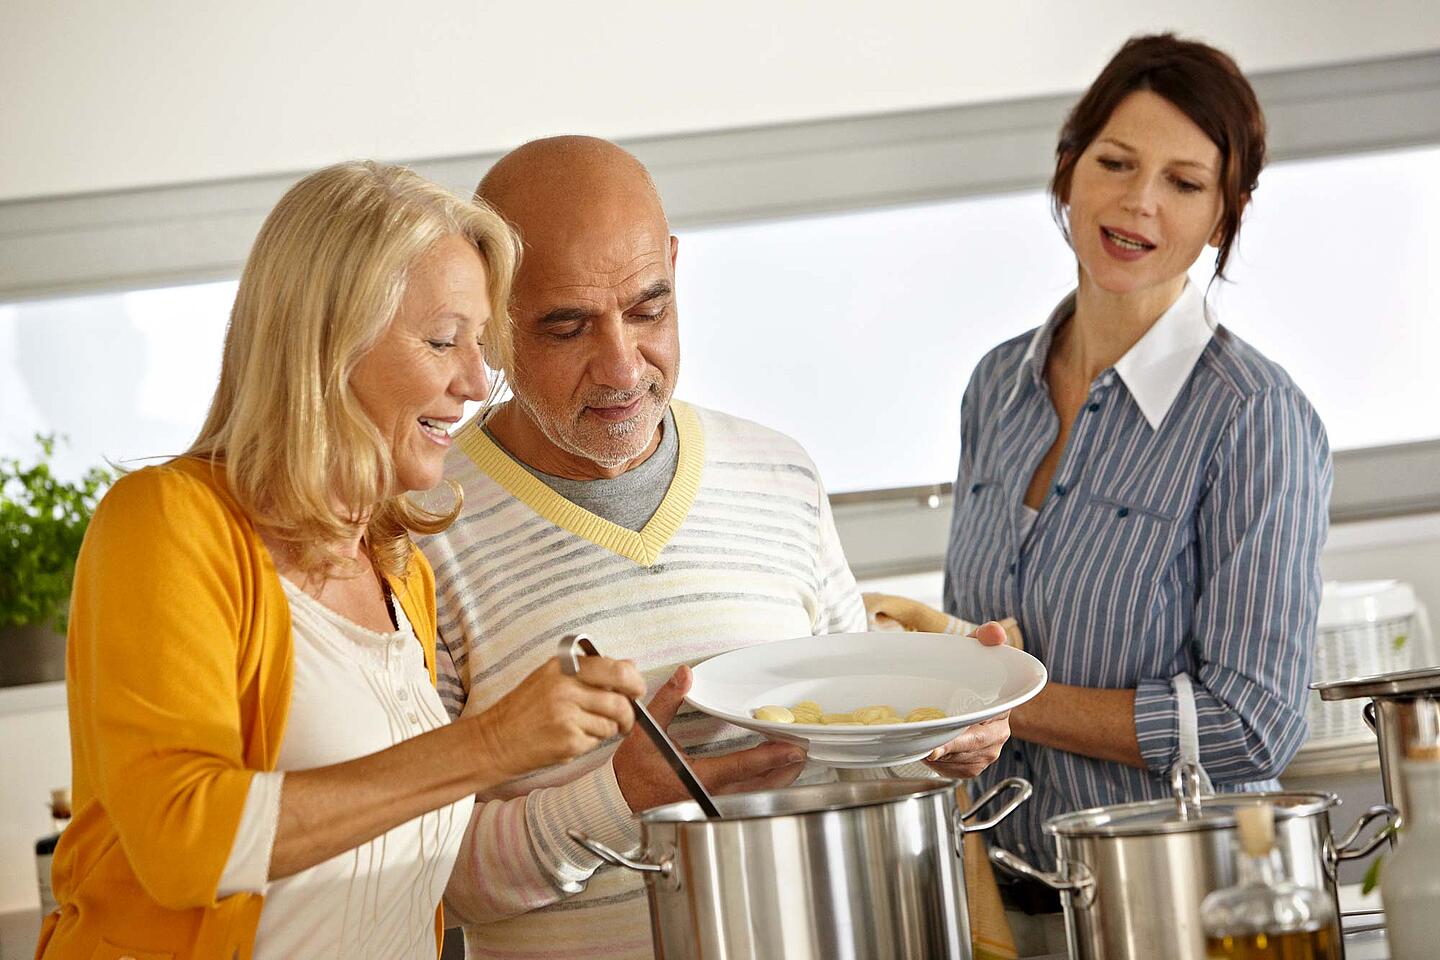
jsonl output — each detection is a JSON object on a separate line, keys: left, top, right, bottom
{"left": 1312, "top": 665, "right": 1440, "bottom": 701}
{"left": 1044, "top": 790, "right": 1336, "bottom": 839}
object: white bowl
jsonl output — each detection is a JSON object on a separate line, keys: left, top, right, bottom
{"left": 685, "top": 631, "right": 1047, "bottom": 768}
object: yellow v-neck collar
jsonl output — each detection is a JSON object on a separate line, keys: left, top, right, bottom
{"left": 457, "top": 400, "right": 704, "bottom": 566}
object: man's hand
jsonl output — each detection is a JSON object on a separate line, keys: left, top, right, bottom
{"left": 613, "top": 665, "right": 808, "bottom": 814}
{"left": 922, "top": 620, "right": 1012, "bottom": 777}
{"left": 922, "top": 713, "right": 1011, "bottom": 778}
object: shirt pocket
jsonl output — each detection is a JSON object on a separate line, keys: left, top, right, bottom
{"left": 1074, "top": 487, "right": 1194, "bottom": 592}
{"left": 1085, "top": 492, "right": 1182, "bottom": 524}
{"left": 950, "top": 477, "right": 1010, "bottom": 543}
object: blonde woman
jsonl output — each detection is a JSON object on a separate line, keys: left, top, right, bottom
{"left": 38, "top": 162, "right": 645, "bottom": 960}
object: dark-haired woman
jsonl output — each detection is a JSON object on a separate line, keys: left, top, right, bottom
{"left": 944, "top": 34, "right": 1331, "bottom": 951}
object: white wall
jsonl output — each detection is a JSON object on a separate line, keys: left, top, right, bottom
{"left": 0, "top": 686, "right": 68, "bottom": 917}
{"left": 4, "top": 0, "right": 1440, "bottom": 201}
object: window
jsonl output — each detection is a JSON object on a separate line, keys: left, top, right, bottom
{"left": 674, "top": 144, "right": 1440, "bottom": 493}
{"left": 4, "top": 145, "right": 1437, "bottom": 494}
{"left": 0, "top": 281, "right": 235, "bottom": 479}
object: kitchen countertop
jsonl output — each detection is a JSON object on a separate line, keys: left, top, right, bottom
{"left": 1, "top": 899, "right": 1393, "bottom": 960}
{"left": 0, "top": 908, "right": 39, "bottom": 960}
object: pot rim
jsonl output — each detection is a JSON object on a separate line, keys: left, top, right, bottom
{"left": 1043, "top": 790, "right": 1339, "bottom": 839}
{"left": 639, "top": 778, "right": 957, "bottom": 825}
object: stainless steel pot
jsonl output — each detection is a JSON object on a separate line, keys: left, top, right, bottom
{"left": 1314, "top": 665, "right": 1440, "bottom": 841}
{"left": 990, "top": 766, "right": 1396, "bottom": 960}
{"left": 571, "top": 776, "right": 1030, "bottom": 960}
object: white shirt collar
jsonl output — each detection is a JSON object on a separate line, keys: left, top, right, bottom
{"left": 1113, "top": 281, "right": 1214, "bottom": 430}
{"left": 1005, "top": 281, "right": 1214, "bottom": 430}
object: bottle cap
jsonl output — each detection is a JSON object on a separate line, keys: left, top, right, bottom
{"left": 1235, "top": 802, "right": 1275, "bottom": 857}
{"left": 49, "top": 788, "right": 71, "bottom": 820}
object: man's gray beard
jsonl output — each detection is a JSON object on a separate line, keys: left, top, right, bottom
{"left": 604, "top": 417, "right": 642, "bottom": 437}
{"left": 512, "top": 385, "right": 665, "bottom": 470}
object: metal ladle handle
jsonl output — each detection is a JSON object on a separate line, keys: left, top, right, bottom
{"left": 557, "top": 634, "right": 723, "bottom": 819}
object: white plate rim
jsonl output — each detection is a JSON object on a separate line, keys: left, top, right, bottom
{"left": 683, "top": 631, "right": 1048, "bottom": 737}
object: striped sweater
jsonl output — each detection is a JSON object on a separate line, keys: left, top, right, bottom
{"left": 419, "top": 400, "right": 867, "bottom": 959}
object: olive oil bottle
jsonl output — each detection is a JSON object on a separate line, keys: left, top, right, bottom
{"left": 1203, "top": 927, "right": 1339, "bottom": 960}
{"left": 1201, "top": 802, "right": 1340, "bottom": 960}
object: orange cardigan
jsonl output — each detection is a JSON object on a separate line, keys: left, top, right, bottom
{"left": 37, "top": 458, "right": 444, "bottom": 959}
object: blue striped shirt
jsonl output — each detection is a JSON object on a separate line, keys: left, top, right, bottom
{"left": 945, "top": 284, "right": 1332, "bottom": 868}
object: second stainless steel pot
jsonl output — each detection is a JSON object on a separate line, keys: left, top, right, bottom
{"left": 572, "top": 776, "right": 1030, "bottom": 960}
{"left": 991, "top": 765, "right": 1396, "bottom": 960}
{"left": 1314, "top": 665, "right": 1440, "bottom": 839}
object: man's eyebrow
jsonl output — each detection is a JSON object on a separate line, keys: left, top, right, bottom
{"left": 629, "top": 280, "right": 673, "bottom": 307}
{"left": 537, "top": 305, "right": 597, "bottom": 326}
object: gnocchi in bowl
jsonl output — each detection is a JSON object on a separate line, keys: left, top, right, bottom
{"left": 751, "top": 702, "right": 950, "bottom": 725}
{"left": 685, "top": 632, "right": 1047, "bottom": 768}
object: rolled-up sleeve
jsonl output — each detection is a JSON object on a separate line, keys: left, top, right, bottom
{"left": 1134, "top": 387, "right": 1332, "bottom": 781}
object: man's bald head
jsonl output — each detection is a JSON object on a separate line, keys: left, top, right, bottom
{"left": 474, "top": 136, "right": 681, "bottom": 480}
{"left": 476, "top": 136, "right": 668, "bottom": 244}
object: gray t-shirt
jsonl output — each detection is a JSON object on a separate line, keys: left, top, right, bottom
{"left": 484, "top": 408, "right": 679, "bottom": 531}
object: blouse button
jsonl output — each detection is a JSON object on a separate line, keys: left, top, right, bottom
{"left": 1054, "top": 483, "right": 1068, "bottom": 496}
{"left": 397, "top": 688, "right": 409, "bottom": 700}
{"left": 1117, "top": 507, "right": 1130, "bottom": 518}
{"left": 1087, "top": 402, "right": 1101, "bottom": 413}
{"left": 407, "top": 712, "right": 419, "bottom": 724}
{"left": 971, "top": 483, "right": 984, "bottom": 494}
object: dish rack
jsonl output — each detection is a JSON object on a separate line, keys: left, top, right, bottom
{"left": 1306, "top": 580, "right": 1433, "bottom": 747}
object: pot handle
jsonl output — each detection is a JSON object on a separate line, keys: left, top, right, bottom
{"left": 1331, "top": 804, "right": 1401, "bottom": 863}
{"left": 567, "top": 830, "right": 672, "bottom": 878}
{"left": 990, "top": 847, "right": 1095, "bottom": 905}
{"left": 1362, "top": 700, "right": 1378, "bottom": 735}
{"left": 958, "top": 777, "right": 1033, "bottom": 833}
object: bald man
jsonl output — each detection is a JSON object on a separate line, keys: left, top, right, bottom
{"left": 420, "top": 137, "right": 1009, "bottom": 959}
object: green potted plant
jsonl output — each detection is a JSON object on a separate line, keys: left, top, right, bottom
{"left": 0, "top": 435, "right": 112, "bottom": 686}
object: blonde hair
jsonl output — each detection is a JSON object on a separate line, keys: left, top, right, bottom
{"left": 187, "top": 160, "right": 519, "bottom": 579}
